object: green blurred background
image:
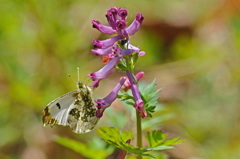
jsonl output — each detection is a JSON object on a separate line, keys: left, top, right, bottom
{"left": 1, "top": 0, "right": 240, "bottom": 158}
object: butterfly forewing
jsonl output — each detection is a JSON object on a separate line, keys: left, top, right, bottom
{"left": 42, "top": 84, "right": 98, "bottom": 134}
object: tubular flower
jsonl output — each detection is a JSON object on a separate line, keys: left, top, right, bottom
{"left": 96, "top": 77, "right": 126, "bottom": 118}
{"left": 91, "top": 45, "right": 114, "bottom": 56}
{"left": 126, "top": 13, "right": 144, "bottom": 36}
{"left": 93, "top": 36, "right": 121, "bottom": 49}
{"left": 118, "top": 8, "right": 128, "bottom": 20}
{"left": 88, "top": 57, "right": 121, "bottom": 88}
{"left": 126, "top": 70, "right": 144, "bottom": 111}
{"left": 109, "top": 46, "right": 140, "bottom": 58}
{"left": 92, "top": 20, "right": 116, "bottom": 35}
{"left": 106, "top": 7, "right": 118, "bottom": 29}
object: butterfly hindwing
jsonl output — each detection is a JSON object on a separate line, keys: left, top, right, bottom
{"left": 42, "top": 84, "right": 98, "bottom": 134}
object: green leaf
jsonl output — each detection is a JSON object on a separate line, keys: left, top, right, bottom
{"left": 139, "top": 80, "right": 163, "bottom": 117}
{"left": 97, "top": 126, "right": 155, "bottom": 158}
{"left": 161, "top": 137, "right": 185, "bottom": 146}
{"left": 133, "top": 53, "right": 139, "bottom": 66}
{"left": 144, "top": 146, "right": 174, "bottom": 151}
{"left": 55, "top": 136, "right": 108, "bottom": 159}
{"left": 117, "top": 63, "right": 128, "bottom": 72}
{"left": 145, "top": 130, "right": 184, "bottom": 149}
{"left": 117, "top": 92, "right": 135, "bottom": 102}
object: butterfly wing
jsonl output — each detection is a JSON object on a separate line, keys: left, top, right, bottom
{"left": 42, "top": 88, "right": 98, "bottom": 134}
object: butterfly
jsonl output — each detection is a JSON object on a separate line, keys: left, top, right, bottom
{"left": 42, "top": 69, "right": 98, "bottom": 134}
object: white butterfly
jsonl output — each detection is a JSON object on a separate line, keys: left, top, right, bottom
{"left": 42, "top": 69, "right": 98, "bottom": 134}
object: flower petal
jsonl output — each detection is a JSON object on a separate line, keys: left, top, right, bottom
{"left": 118, "top": 8, "right": 128, "bottom": 20}
{"left": 91, "top": 46, "right": 113, "bottom": 56}
{"left": 93, "top": 35, "right": 121, "bottom": 48}
{"left": 88, "top": 57, "right": 121, "bottom": 87}
{"left": 92, "top": 20, "right": 116, "bottom": 35}
{"left": 126, "top": 13, "right": 144, "bottom": 36}
{"left": 106, "top": 7, "right": 118, "bottom": 29}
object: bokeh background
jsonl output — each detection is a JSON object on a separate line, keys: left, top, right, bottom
{"left": 1, "top": 0, "right": 240, "bottom": 158}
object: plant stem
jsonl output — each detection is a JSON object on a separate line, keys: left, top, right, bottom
{"left": 136, "top": 110, "right": 142, "bottom": 159}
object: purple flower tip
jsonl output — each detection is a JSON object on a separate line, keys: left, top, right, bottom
{"left": 134, "top": 99, "right": 144, "bottom": 111}
{"left": 108, "top": 7, "right": 118, "bottom": 16}
{"left": 116, "top": 19, "right": 126, "bottom": 30}
{"left": 92, "top": 39, "right": 102, "bottom": 48}
{"left": 126, "top": 139, "right": 131, "bottom": 144}
{"left": 139, "top": 51, "right": 146, "bottom": 56}
{"left": 138, "top": 109, "right": 148, "bottom": 118}
{"left": 92, "top": 20, "right": 100, "bottom": 29}
{"left": 92, "top": 80, "right": 100, "bottom": 89}
{"left": 118, "top": 8, "right": 128, "bottom": 20}
{"left": 136, "top": 13, "right": 144, "bottom": 24}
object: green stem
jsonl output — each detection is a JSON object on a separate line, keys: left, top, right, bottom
{"left": 136, "top": 110, "right": 142, "bottom": 159}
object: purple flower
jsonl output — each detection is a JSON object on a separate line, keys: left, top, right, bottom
{"left": 96, "top": 77, "right": 127, "bottom": 118}
{"left": 92, "top": 20, "right": 116, "bottom": 35}
{"left": 138, "top": 108, "right": 148, "bottom": 118}
{"left": 106, "top": 7, "right": 118, "bottom": 29}
{"left": 116, "top": 19, "right": 128, "bottom": 38}
{"left": 126, "top": 13, "right": 144, "bottom": 36}
{"left": 93, "top": 35, "right": 121, "bottom": 49}
{"left": 109, "top": 46, "right": 139, "bottom": 58}
{"left": 91, "top": 46, "right": 114, "bottom": 56}
{"left": 126, "top": 70, "right": 144, "bottom": 111}
{"left": 118, "top": 8, "right": 128, "bottom": 20}
{"left": 88, "top": 57, "right": 121, "bottom": 88}
{"left": 138, "top": 51, "right": 146, "bottom": 56}
{"left": 92, "top": 44, "right": 142, "bottom": 58}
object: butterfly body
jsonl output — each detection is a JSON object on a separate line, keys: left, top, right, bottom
{"left": 42, "top": 81, "right": 98, "bottom": 134}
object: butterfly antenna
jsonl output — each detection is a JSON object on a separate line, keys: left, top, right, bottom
{"left": 84, "top": 76, "right": 92, "bottom": 86}
{"left": 68, "top": 74, "right": 77, "bottom": 85}
{"left": 77, "top": 67, "right": 80, "bottom": 82}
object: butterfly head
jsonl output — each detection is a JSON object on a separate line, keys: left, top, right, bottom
{"left": 77, "top": 80, "right": 86, "bottom": 89}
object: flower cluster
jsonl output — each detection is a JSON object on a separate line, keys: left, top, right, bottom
{"left": 88, "top": 7, "right": 147, "bottom": 118}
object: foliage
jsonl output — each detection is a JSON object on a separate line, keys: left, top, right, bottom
{"left": 97, "top": 127, "right": 184, "bottom": 158}
{"left": 145, "top": 130, "right": 184, "bottom": 149}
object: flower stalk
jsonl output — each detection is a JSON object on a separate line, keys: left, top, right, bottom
{"left": 136, "top": 109, "right": 142, "bottom": 159}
